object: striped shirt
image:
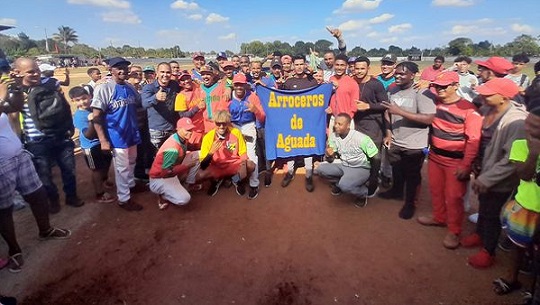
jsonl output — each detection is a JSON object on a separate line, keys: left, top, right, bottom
{"left": 429, "top": 98, "right": 483, "bottom": 169}
{"left": 21, "top": 102, "right": 45, "bottom": 142}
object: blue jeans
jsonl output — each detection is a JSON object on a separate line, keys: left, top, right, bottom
{"left": 25, "top": 137, "right": 77, "bottom": 202}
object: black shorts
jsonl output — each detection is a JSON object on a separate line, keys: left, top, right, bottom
{"left": 83, "top": 145, "right": 112, "bottom": 170}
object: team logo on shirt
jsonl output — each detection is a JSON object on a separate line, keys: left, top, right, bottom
{"left": 226, "top": 141, "right": 236, "bottom": 152}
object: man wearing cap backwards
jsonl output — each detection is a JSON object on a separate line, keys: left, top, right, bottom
{"left": 199, "top": 64, "right": 230, "bottom": 133}
{"left": 14, "top": 58, "right": 84, "bottom": 213}
{"left": 175, "top": 70, "right": 206, "bottom": 150}
{"left": 197, "top": 110, "right": 256, "bottom": 197}
{"left": 281, "top": 55, "right": 319, "bottom": 192}
{"left": 379, "top": 61, "right": 437, "bottom": 220}
{"left": 225, "top": 73, "right": 266, "bottom": 199}
{"left": 460, "top": 78, "right": 528, "bottom": 269}
{"left": 142, "top": 62, "right": 181, "bottom": 152}
{"left": 191, "top": 52, "right": 206, "bottom": 82}
{"left": 416, "top": 71, "right": 483, "bottom": 249}
{"left": 148, "top": 117, "right": 200, "bottom": 210}
{"left": 92, "top": 57, "right": 145, "bottom": 211}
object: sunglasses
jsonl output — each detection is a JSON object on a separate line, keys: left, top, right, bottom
{"left": 431, "top": 83, "right": 454, "bottom": 90}
{"left": 215, "top": 122, "right": 228, "bottom": 126}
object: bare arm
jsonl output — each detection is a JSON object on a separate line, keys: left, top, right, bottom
{"left": 91, "top": 108, "right": 111, "bottom": 151}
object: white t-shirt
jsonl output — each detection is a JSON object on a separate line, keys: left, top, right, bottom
{"left": 0, "top": 113, "right": 23, "bottom": 162}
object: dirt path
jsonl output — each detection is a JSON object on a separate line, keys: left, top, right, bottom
{"left": 2, "top": 153, "right": 525, "bottom": 305}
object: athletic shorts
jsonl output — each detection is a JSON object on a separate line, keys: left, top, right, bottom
{"left": 0, "top": 150, "right": 43, "bottom": 209}
{"left": 501, "top": 200, "right": 540, "bottom": 248}
{"left": 207, "top": 159, "right": 244, "bottom": 179}
{"left": 83, "top": 145, "right": 113, "bottom": 170}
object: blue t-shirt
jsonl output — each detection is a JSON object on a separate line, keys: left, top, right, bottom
{"left": 229, "top": 92, "right": 257, "bottom": 126}
{"left": 91, "top": 82, "right": 141, "bottom": 148}
{"left": 73, "top": 109, "right": 100, "bottom": 149}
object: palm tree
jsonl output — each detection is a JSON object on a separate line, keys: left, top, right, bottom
{"left": 52, "top": 26, "right": 78, "bottom": 54}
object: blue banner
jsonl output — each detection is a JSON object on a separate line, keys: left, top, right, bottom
{"left": 257, "top": 84, "right": 333, "bottom": 160}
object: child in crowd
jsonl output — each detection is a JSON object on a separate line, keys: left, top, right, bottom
{"left": 69, "top": 86, "right": 116, "bottom": 204}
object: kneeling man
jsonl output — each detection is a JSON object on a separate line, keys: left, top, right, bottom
{"left": 198, "top": 111, "right": 256, "bottom": 198}
{"left": 315, "top": 113, "right": 378, "bottom": 207}
{"left": 148, "top": 118, "right": 200, "bottom": 210}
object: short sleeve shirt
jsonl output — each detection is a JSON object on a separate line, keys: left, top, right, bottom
{"left": 509, "top": 139, "right": 540, "bottom": 212}
{"left": 328, "top": 130, "right": 378, "bottom": 168}
{"left": 73, "top": 109, "right": 100, "bottom": 149}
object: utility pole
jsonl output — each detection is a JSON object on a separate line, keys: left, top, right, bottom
{"left": 44, "top": 28, "right": 49, "bottom": 53}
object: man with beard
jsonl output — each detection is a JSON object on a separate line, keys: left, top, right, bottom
{"left": 142, "top": 62, "right": 181, "bottom": 153}
{"left": 92, "top": 57, "right": 145, "bottom": 211}
{"left": 353, "top": 56, "right": 390, "bottom": 197}
{"left": 379, "top": 62, "right": 437, "bottom": 220}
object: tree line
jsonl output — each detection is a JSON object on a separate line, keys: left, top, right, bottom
{"left": 1, "top": 25, "right": 539, "bottom": 59}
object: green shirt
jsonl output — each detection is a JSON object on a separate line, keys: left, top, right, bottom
{"left": 328, "top": 129, "right": 378, "bottom": 168}
{"left": 509, "top": 139, "right": 540, "bottom": 212}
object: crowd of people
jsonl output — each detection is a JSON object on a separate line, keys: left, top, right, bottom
{"left": 1, "top": 29, "right": 540, "bottom": 303}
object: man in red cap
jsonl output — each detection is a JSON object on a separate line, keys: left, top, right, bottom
{"left": 416, "top": 71, "right": 483, "bottom": 249}
{"left": 148, "top": 117, "right": 200, "bottom": 210}
{"left": 175, "top": 70, "right": 206, "bottom": 150}
{"left": 460, "top": 78, "right": 528, "bottom": 268}
{"left": 225, "top": 73, "right": 266, "bottom": 199}
{"left": 191, "top": 52, "right": 206, "bottom": 82}
{"left": 475, "top": 57, "right": 514, "bottom": 83}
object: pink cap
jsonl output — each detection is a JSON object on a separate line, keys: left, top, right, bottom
{"left": 475, "top": 78, "right": 519, "bottom": 98}
{"left": 191, "top": 52, "right": 204, "bottom": 60}
{"left": 177, "top": 117, "right": 195, "bottom": 130}
{"left": 431, "top": 71, "right": 459, "bottom": 86}
{"left": 474, "top": 57, "right": 513, "bottom": 75}
{"left": 233, "top": 73, "right": 247, "bottom": 84}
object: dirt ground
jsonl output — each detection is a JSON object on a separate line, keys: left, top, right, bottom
{"left": 0, "top": 150, "right": 528, "bottom": 305}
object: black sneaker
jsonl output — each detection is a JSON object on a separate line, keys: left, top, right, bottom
{"left": 331, "top": 184, "right": 342, "bottom": 196}
{"left": 378, "top": 189, "right": 403, "bottom": 200}
{"left": 66, "top": 196, "right": 85, "bottom": 207}
{"left": 305, "top": 176, "right": 314, "bottom": 192}
{"left": 399, "top": 203, "right": 416, "bottom": 219}
{"left": 248, "top": 187, "right": 259, "bottom": 200}
{"left": 281, "top": 172, "right": 294, "bottom": 187}
{"left": 49, "top": 198, "right": 61, "bottom": 214}
{"left": 118, "top": 199, "right": 143, "bottom": 211}
{"left": 264, "top": 171, "right": 272, "bottom": 187}
{"left": 235, "top": 181, "right": 246, "bottom": 196}
{"left": 354, "top": 196, "right": 368, "bottom": 208}
{"left": 207, "top": 179, "right": 223, "bottom": 197}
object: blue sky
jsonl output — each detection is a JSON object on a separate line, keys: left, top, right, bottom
{"left": 1, "top": 0, "right": 538, "bottom": 52}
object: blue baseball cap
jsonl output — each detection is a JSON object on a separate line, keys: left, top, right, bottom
{"left": 107, "top": 57, "right": 131, "bottom": 68}
{"left": 216, "top": 52, "right": 227, "bottom": 60}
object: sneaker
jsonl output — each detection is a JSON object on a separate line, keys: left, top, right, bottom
{"left": 417, "top": 216, "right": 446, "bottom": 227}
{"left": 399, "top": 203, "right": 416, "bottom": 219}
{"left": 248, "top": 187, "right": 259, "bottom": 200}
{"left": 281, "top": 172, "right": 294, "bottom": 187}
{"left": 96, "top": 192, "right": 117, "bottom": 204}
{"left": 367, "top": 186, "right": 379, "bottom": 198}
{"left": 39, "top": 227, "right": 72, "bottom": 240}
{"left": 331, "top": 184, "right": 342, "bottom": 196}
{"left": 49, "top": 198, "right": 61, "bottom": 214}
{"left": 235, "top": 181, "right": 246, "bottom": 196}
{"left": 130, "top": 183, "right": 148, "bottom": 194}
{"left": 468, "top": 249, "right": 494, "bottom": 269}
{"left": 66, "top": 196, "right": 85, "bottom": 207}
{"left": 378, "top": 190, "right": 404, "bottom": 200}
{"left": 118, "top": 199, "right": 143, "bottom": 211}
{"left": 264, "top": 171, "right": 272, "bottom": 187}
{"left": 354, "top": 196, "right": 368, "bottom": 208}
{"left": 305, "top": 176, "right": 314, "bottom": 192}
{"left": 207, "top": 179, "right": 223, "bottom": 197}
{"left": 461, "top": 233, "right": 482, "bottom": 248}
{"left": 7, "top": 253, "right": 23, "bottom": 273}
{"left": 443, "top": 232, "right": 460, "bottom": 249}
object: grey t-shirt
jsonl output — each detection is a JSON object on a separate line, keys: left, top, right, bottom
{"left": 388, "top": 87, "right": 436, "bottom": 150}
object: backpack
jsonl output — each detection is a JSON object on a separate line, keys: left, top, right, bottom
{"left": 27, "top": 81, "right": 74, "bottom": 137}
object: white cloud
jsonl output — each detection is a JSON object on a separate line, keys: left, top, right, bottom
{"left": 219, "top": 33, "right": 236, "bottom": 40}
{"left": 388, "top": 23, "right": 412, "bottom": 33}
{"left": 369, "top": 13, "right": 394, "bottom": 24}
{"left": 449, "top": 24, "right": 476, "bottom": 35}
{"left": 67, "top": 0, "right": 130, "bottom": 9}
{"left": 101, "top": 11, "right": 141, "bottom": 24}
{"left": 339, "top": 20, "right": 369, "bottom": 32}
{"left": 334, "top": 0, "right": 382, "bottom": 14}
{"left": 188, "top": 14, "right": 202, "bottom": 20}
{"left": 432, "top": 0, "right": 474, "bottom": 7}
{"left": 366, "top": 31, "right": 379, "bottom": 38}
{"left": 511, "top": 23, "right": 533, "bottom": 34}
{"left": 206, "top": 13, "right": 229, "bottom": 24}
{"left": 380, "top": 37, "right": 398, "bottom": 43}
{"left": 0, "top": 18, "right": 17, "bottom": 26}
{"left": 170, "top": 0, "right": 199, "bottom": 10}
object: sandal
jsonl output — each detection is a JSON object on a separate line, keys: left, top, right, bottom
{"left": 158, "top": 196, "right": 170, "bottom": 210}
{"left": 39, "top": 227, "right": 72, "bottom": 241}
{"left": 8, "top": 253, "right": 24, "bottom": 273}
{"left": 97, "top": 192, "right": 117, "bottom": 204}
{"left": 492, "top": 278, "right": 521, "bottom": 295}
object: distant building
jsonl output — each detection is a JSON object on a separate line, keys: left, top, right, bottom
{"left": 407, "top": 52, "right": 422, "bottom": 61}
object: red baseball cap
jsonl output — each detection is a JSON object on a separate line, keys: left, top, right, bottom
{"left": 233, "top": 73, "right": 247, "bottom": 84}
{"left": 177, "top": 117, "right": 195, "bottom": 130}
{"left": 474, "top": 57, "right": 513, "bottom": 75}
{"left": 222, "top": 61, "right": 234, "bottom": 69}
{"left": 431, "top": 71, "right": 459, "bottom": 86}
{"left": 179, "top": 70, "right": 191, "bottom": 79}
{"left": 475, "top": 78, "right": 519, "bottom": 98}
